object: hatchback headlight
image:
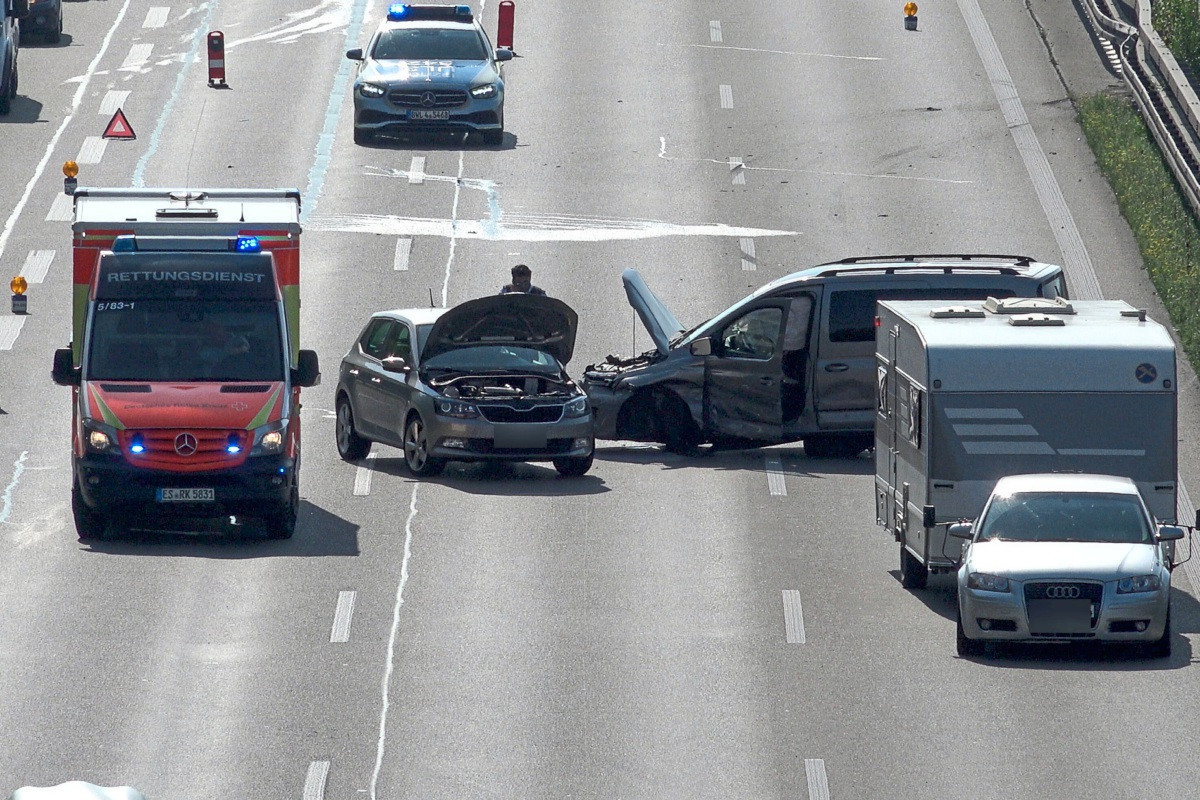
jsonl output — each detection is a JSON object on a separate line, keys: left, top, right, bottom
{"left": 1117, "top": 574, "right": 1162, "bottom": 594}
{"left": 967, "top": 572, "right": 1011, "bottom": 593}
{"left": 359, "top": 82, "right": 387, "bottom": 98}
{"left": 563, "top": 395, "right": 589, "bottom": 418}
{"left": 435, "top": 399, "right": 479, "bottom": 419}
{"left": 470, "top": 83, "right": 498, "bottom": 99}
{"left": 250, "top": 420, "right": 288, "bottom": 455}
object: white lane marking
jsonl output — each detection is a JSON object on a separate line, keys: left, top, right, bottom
{"left": 782, "top": 589, "right": 806, "bottom": 643}
{"left": 765, "top": 455, "right": 787, "bottom": 496}
{"left": 77, "top": 136, "right": 108, "bottom": 165}
{"left": 0, "top": 0, "right": 136, "bottom": 264}
{"left": 805, "top": 759, "right": 830, "bottom": 800}
{"left": 408, "top": 156, "right": 426, "bottom": 185}
{"left": 669, "top": 42, "right": 883, "bottom": 61}
{"left": 719, "top": 84, "right": 733, "bottom": 109}
{"left": 0, "top": 451, "right": 28, "bottom": 524}
{"left": 120, "top": 43, "right": 154, "bottom": 71}
{"left": 392, "top": 237, "right": 412, "bottom": 271}
{"left": 709, "top": 20, "right": 722, "bottom": 43}
{"left": 20, "top": 250, "right": 54, "bottom": 284}
{"left": 730, "top": 156, "right": 746, "bottom": 185}
{"left": 740, "top": 237, "right": 757, "bottom": 271}
{"left": 303, "top": 761, "right": 330, "bottom": 800}
{"left": 330, "top": 590, "right": 356, "bottom": 643}
{"left": 46, "top": 194, "right": 73, "bottom": 222}
{"left": 99, "top": 90, "right": 130, "bottom": 116}
{"left": 353, "top": 452, "right": 377, "bottom": 496}
{"left": 0, "top": 318, "right": 25, "bottom": 349}
{"left": 143, "top": 7, "right": 169, "bottom": 28}
{"left": 371, "top": 483, "right": 420, "bottom": 800}
{"left": 441, "top": 152, "right": 465, "bottom": 306}
{"left": 224, "top": 0, "right": 354, "bottom": 50}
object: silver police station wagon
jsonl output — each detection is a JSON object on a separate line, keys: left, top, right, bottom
{"left": 346, "top": 3, "right": 512, "bottom": 146}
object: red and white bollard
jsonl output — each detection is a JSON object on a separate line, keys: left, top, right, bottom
{"left": 207, "top": 31, "right": 226, "bottom": 87}
{"left": 497, "top": 1, "right": 515, "bottom": 51}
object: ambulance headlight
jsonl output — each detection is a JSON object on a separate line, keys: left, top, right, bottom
{"left": 359, "top": 82, "right": 387, "bottom": 99}
{"left": 250, "top": 420, "right": 287, "bottom": 455}
{"left": 82, "top": 419, "right": 120, "bottom": 453}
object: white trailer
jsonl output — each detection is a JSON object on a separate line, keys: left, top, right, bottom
{"left": 874, "top": 297, "right": 1178, "bottom": 588}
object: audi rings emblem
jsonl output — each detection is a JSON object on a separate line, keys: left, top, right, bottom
{"left": 1045, "top": 585, "right": 1082, "bottom": 599}
{"left": 174, "top": 432, "right": 198, "bottom": 456}
{"left": 421, "top": 91, "right": 437, "bottom": 107}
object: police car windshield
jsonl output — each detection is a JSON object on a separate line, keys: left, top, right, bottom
{"left": 422, "top": 345, "right": 561, "bottom": 374}
{"left": 976, "top": 492, "right": 1152, "bottom": 544}
{"left": 87, "top": 299, "right": 285, "bottom": 382}
{"left": 373, "top": 28, "right": 488, "bottom": 60}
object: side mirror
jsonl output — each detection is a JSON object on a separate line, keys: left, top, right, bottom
{"left": 346, "top": 48, "right": 364, "bottom": 61}
{"left": 9, "top": 0, "right": 28, "bottom": 18}
{"left": 495, "top": 48, "right": 514, "bottom": 62}
{"left": 948, "top": 522, "right": 975, "bottom": 540}
{"left": 689, "top": 338, "right": 712, "bottom": 357}
{"left": 381, "top": 356, "right": 410, "bottom": 374}
{"left": 1157, "top": 525, "right": 1186, "bottom": 542}
{"left": 922, "top": 504, "right": 936, "bottom": 529}
{"left": 51, "top": 346, "right": 80, "bottom": 386}
{"left": 292, "top": 349, "right": 321, "bottom": 388}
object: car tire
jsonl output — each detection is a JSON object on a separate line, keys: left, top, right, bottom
{"left": 335, "top": 396, "right": 372, "bottom": 461}
{"left": 1144, "top": 609, "right": 1172, "bottom": 659}
{"left": 353, "top": 127, "right": 374, "bottom": 145}
{"left": 899, "top": 544, "right": 928, "bottom": 589}
{"left": 48, "top": 15, "right": 62, "bottom": 44}
{"left": 264, "top": 487, "right": 298, "bottom": 540}
{"left": 956, "top": 606, "right": 985, "bottom": 657}
{"left": 553, "top": 453, "right": 593, "bottom": 477}
{"left": 804, "top": 432, "right": 872, "bottom": 458}
{"left": 657, "top": 391, "right": 702, "bottom": 455}
{"left": 0, "top": 61, "right": 11, "bottom": 116}
{"left": 404, "top": 414, "right": 445, "bottom": 477}
{"left": 72, "top": 483, "right": 107, "bottom": 541}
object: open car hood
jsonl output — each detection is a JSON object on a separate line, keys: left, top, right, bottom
{"left": 622, "top": 268, "right": 684, "bottom": 356}
{"left": 421, "top": 294, "right": 579, "bottom": 366}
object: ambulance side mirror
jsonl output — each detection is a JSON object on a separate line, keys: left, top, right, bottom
{"left": 293, "top": 349, "right": 320, "bottom": 388}
{"left": 52, "top": 347, "right": 80, "bottom": 386}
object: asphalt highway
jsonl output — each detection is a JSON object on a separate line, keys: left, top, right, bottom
{"left": 1, "top": 0, "right": 1199, "bottom": 798}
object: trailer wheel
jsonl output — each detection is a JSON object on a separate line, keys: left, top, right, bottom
{"left": 956, "top": 606, "right": 985, "bottom": 657}
{"left": 899, "top": 544, "right": 928, "bottom": 589}
{"left": 72, "top": 483, "right": 107, "bottom": 541}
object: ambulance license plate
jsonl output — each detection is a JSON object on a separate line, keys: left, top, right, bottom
{"left": 157, "top": 487, "right": 215, "bottom": 503}
{"left": 410, "top": 110, "right": 449, "bottom": 121}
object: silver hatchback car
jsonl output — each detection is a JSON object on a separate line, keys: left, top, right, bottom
{"left": 335, "top": 295, "right": 595, "bottom": 477}
{"left": 952, "top": 473, "right": 1185, "bottom": 658}
{"left": 346, "top": 3, "right": 512, "bottom": 145}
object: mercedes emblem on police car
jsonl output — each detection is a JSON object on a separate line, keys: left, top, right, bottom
{"left": 421, "top": 91, "right": 436, "bottom": 107}
{"left": 174, "top": 432, "right": 198, "bottom": 456}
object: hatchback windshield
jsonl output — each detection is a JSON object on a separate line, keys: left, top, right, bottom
{"left": 422, "top": 345, "right": 561, "bottom": 374}
{"left": 373, "top": 28, "right": 488, "bottom": 60}
{"left": 977, "top": 491, "right": 1152, "bottom": 544}
{"left": 87, "top": 299, "right": 285, "bottom": 382}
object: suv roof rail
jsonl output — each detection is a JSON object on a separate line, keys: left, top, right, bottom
{"left": 822, "top": 254, "right": 1038, "bottom": 267}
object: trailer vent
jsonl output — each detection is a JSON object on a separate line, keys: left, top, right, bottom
{"left": 1007, "top": 314, "right": 1066, "bottom": 327}
{"left": 1120, "top": 308, "right": 1149, "bottom": 321}
{"left": 984, "top": 296, "right": 1075, "bottom": 315}
{"left": 928, "top": 305, "right": 985, "bottom": 319}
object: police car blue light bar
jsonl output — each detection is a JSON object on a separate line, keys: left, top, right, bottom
{"left": 387, "top": 3, "right": 473, "bottom": 21}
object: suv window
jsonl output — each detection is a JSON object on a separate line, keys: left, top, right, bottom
{"left": 827, "top": 287, "right": 1019, "bottom": 343}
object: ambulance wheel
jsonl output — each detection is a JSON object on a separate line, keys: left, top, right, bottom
{"left": 72, "top": 484, "right": 107, "bottom": 541}
{"left": 265, "top": 488, "right": 298, "bottom": 540}
{"left": 956, "top": 606, "right": 985, "bottom": 657}
{"left": 900, "top": 544, "right": 928, "bottom": 589}
{"left": 336, "top": 395, "right": 371, "bottom": 461}
{"left": 353, "top": 126, "right": 373, "bottom": 145}
{"left": 403, "top": 414, "right": 445, "bottom": 477}
{"left": 553, "top": 453, "right": 593, "bottom": 477}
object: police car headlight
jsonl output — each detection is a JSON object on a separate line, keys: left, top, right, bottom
{"left": 562, "top": 395, "right": 589, "bottom": 418}
{"left": 967, "top": 572, "right": 1011, "bottom": 593}
{"left": 470, "top": 83, "right": 498, "bottom": 99}
{"left": 82, "top": 419, "right": 120, "bottom": 453}
{"left": 250, "top": 420, "right": 287, "bottom": 455}
{"left": 1117, "top": 575, "right": 1161, "bottom": 594}
{"left": 359, "top": 82, "right": 387, "bottom": 99}
{"left": 435, "top": 399, "right": 478, "bottom": 419}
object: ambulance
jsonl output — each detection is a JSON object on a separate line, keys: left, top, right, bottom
{"left": 51, "top": 187, "right": 320, "bottom": 540}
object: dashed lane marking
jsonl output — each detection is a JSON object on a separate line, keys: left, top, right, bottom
{"left": 46, "top": 194, "right": 73, "bottom": 222}
{"left": 393, "top": 237, "right": 412, "bottom": 271}
{"left": 77, "top": 136, "right": 108, "bottom": 165}
{"left": 353, "top": 452, "right": 377, "bottom": 496}
{"left": 20, "top": 250, "right": 54, "bottom": 284}
{"left": 765, "top": 455, "right": 786, "bottom": 495}
{"left": 143, "top": 7, "right": 169, "bottom": 28}
{"left": 782, "top": 590, "right": 806, "bottom": 643}
{"left": 120, "top": 43, "right": 153, "bottom": 71}
{"left": 303, "top": 761, "right": 329, "bottom": 800}
{"left": 740, "top": 237, "right": 756, "bottom": 271}
{"left": 99, "top": 90, "right": 130, "bottom": 116}
{"left": 719, "top": 84, "right": 733, "bottom": 109}
{"left": 805, "top": 759, "right": 830, "bottom": 800}
{"left": 408, "top": 156, "right": 426, "bottom": 185}
{"left": 0, "top": 318, "right": 26, "bottom": 351}
{"left": 709, "top": 20, "right": 722, "bottom": 43}
{"left": 330, "top": 590, "right": 356, "bottom": 643}
{"left": 730, "top": 156, "right": 746, "bottom": 185}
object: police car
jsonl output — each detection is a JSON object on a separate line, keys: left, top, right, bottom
{"left": 346, "top": 3, "right": 512, "bottom": 145}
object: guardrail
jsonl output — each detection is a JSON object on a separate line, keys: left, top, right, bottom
{"left": 1079, "top": 0, "right": 1200, "bottom": 221}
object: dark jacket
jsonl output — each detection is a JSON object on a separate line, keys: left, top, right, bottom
{"left": 499, "top": 284, "right": 547, "bottom": 296}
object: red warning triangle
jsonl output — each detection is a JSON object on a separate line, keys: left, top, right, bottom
{"left": 102, "top": 108, "right": 136, "bottom": 140}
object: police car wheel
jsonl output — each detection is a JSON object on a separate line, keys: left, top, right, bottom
{"left": 353, "top": 127, "right": 374, "bottom": 145}
{"left": 480, "top": 128, "right": 503, "bottom": 146}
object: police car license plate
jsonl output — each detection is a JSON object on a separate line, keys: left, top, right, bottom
{"left": 410, "top": 110, "right": 449, "bottom": 121}
{"left": 157, "top": 487, "right": 215, "bottom": 502}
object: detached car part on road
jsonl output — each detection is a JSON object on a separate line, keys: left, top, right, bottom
{"left": 335, "top": 294, "right": 595, "bottom": 477}
{"left": 346, "top": 3, "right": 511, "bottom": 146}
{"left": 952, "top": 473, "right": 1186, "bottom": 658}
{"left": 583, "top": 256, "right": 1068, "bottom": 457}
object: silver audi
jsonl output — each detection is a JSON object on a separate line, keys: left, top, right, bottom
{"left": 952, "top": 473, "right": 1184, "bottom": 658}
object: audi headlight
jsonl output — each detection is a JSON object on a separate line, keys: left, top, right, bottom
{"left": 470, "top": 83, "right": 498, "bottom": 99}
{"left": 563, "top": 395, "right": 589, "bottom": 418}
{"left": 1117, "top": 574, "right": 1162, "bottom": 594}
{"left": 250, "top": 420, "right": 288, "bottom": 455}
{"left": 82, "top": 419, "right": 120, "bottom": 453}
{"left": 435, "top": 399, "right": 479, "bottom": 419}
{"left": 359, "top": 82, "right": 387, "bottom": 98}
{"left": 967, "top": 572, "right": 1011, "bottom": 593}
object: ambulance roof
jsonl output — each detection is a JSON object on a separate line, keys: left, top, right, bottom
{"left": 72, "top": 188, "right": 301, "bottom": 231}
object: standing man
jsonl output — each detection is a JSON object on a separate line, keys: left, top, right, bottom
{"left": 499, "top": 263, "right": 547, "bottom": 296}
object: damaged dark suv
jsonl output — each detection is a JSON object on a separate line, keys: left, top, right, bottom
{"left": 335, "top": 294, "right": 595, "bottom": 477}
{"left": 583, "top": 255, "right": 1068, "bottom": 457}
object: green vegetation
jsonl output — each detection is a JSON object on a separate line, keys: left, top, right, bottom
{"left": 1076, "top": 93, "right": 1200, "bottom": 367}
{"left": 1154, "top": 0, "right": 1200, "bottom": 73}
